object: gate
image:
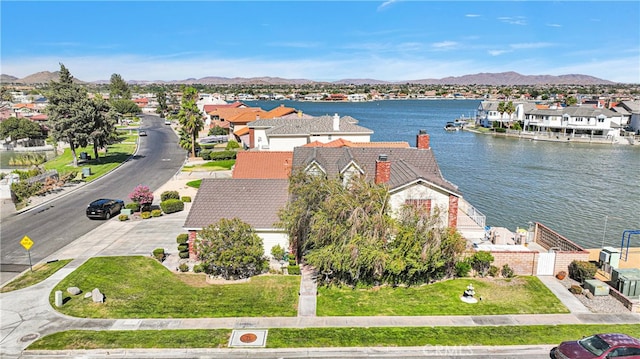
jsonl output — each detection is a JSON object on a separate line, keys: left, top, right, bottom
{"left": 536, "top": 252, "right": 556, "bottom": 275}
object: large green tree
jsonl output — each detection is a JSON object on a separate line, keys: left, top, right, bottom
{"left": 176, "top": 86, "right": 204, "bottom": 157}
{"left": 109, "top": 73, "right": 131, "bottom": 100}
{"left": 86, "top": 95, "right": 118, "bottom": 161}
{"left": 0, "top": 117, "right": 45, "bottom": 143}
{"left": 155, "top": 88, "right": 168, "bottom": 117}
{"left": 194, "top": 218, "right": 268, "bottom": 280}
{"left": 45, "top": 64, "right": 92, "bottom": 167}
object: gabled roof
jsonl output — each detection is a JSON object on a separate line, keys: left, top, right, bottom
{"left": 233, "top": 127, "right": 250, "bottom": 136}
{"left": 266, "top": 104, "right": 298, "bottom": 118}
{"left": 203, "top": 101, "right": 246, "bottom": 114}
{"left": 249, "top": 115, "right": 373, "bottom": 136}
{"left": 31, "top": 114, "right": 48, "bottom": 121}
{"left": 232, "top": 151, "right": 293, "bottom": 179}
{"left": 304, "top": 138, "right": 410, "bottom": 148}
{"left": 183, "top": 178, "right": 289, "bottom": 230}
{"left": 292, "top": 146, "right": 460, "bottom": 195}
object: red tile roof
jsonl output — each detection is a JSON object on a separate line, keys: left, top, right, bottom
{"left": 303, "top": 138, "right": 410, "bottom": 148}
{"left": 232, "top": 151, "right": 293, "bottom": 179}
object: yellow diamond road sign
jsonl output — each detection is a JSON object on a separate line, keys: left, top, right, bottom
{"left": 20, "top": 236, "right": 33, "bottom": 251}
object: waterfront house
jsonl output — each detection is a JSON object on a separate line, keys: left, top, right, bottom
{"left": 247, "top": 113, "right": 373, "bottom": 151}
{"left": 523, "top": 105, "right": 623, "bottom": 138}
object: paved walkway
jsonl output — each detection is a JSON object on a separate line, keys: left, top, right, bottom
{"left": 1, "top": 176, "right": 639, "bottom": 358}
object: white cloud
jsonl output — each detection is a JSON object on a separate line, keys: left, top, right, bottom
{"left": 377, "top": 0, "right": 399, "bottom": 11}
{"left": 498, "top": 16, "right": 527, "bottom": 26}
{"left": 431, "top": 41, "right": 459, "bottom": 50}
{"left": 465, "top": 14, "right": 481, "bottom": 18}
{"left": 488, "top": 50, "right": 511, "bottom": 56}
{"left": 546, "top": 23, "right": 562, "bottom": 28}
{"left": 509, "top": 42, "right": 554, "bottom": 50}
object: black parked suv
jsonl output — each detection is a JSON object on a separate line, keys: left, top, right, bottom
{"left": 86, "top": 198, "right": 125, "bottom": 220}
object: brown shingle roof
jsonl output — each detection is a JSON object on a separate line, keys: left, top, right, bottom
{"left": 184, "top": 178, "right": 289, "bottom": 230}
{"left": 292, "top": 147, "right": 460, "bottom": 195}
{"left": 232, "top": 151, "right": 293, "bottom": 179}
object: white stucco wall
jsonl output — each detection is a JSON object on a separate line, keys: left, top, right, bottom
{"left": 388, "top": 182, "right": 452, "bottom": 227}
{"left": 257, "top": 230, "right": 289, "bottom": 258}
{"left": 268, "top": 137, "right": 308, "bottom": 151}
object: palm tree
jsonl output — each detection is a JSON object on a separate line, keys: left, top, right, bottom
{"left": 176, "top": 86, "right": 204, "bottom": 157}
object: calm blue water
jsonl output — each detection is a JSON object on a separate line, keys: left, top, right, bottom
{"left": 247, "top": 100, "right": 640, "bottom": 249}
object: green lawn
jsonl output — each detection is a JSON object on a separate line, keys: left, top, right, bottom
{"left": 182, "top": 159, "right": 235, "bottom": 171}
{"left": 27, "top": 325, "right": 640, "bottom": 350}
{"left": 44, "top": 133, "right": 137, "bottom": 181}
{"left": 317, "top": 276, "right": 569, "bottom": 316}
{"left": 0, "top": 259, "right": 72, "bottom": 293}
{"left": 50, "top": 256, "right": 300, "bottom": 318}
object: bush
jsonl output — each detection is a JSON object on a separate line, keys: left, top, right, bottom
{"left": 176, "top": 233, "right": 189, "bottom": 244}
{"left": 193, "top": 264, "right": 205, "bottom": 273}
{"left": 141, "top": 211, "right": 152, "bottom": 219}
{"left": 289, "top": 258, "right": 297, "bottom": 266}
{"left": 11, "top": 181, "right": 42, "bottom": 203}
{"left": 125, "top": 202, "right": 140, "bottom": 212}
{"left": 161, "top": 190, "right": 180, "bottom": 202}
{"left": 179, "top": 251, "right": 190, "bottom": 259}
{"left": 470, "top": 251, "right": 494, "bottom": 277}
{"left": 225, "top": 140, "right": 240, "bottom": 150}
{"left": 181, "top": 196, "right": 192, "bottom": 203}
{"left": 118, "top": 214, "right": 129, "bottom": 221}
{"left": 152, "top": 248, "right": 165, "bottom": 262}
{"left": 288, "top": 265, "right": 301, "bottom": 275}
{"left": 151, "top": 209, "right": 162, "bottom": 217}
{"left": 178, "top": 243, "right": 189, "bottom": 252}
{"left": 208, "top": 150, "right": 236, "bottom": 161}
{"left": 455, "top": 260, "right": 471, "bottom": 277}
{"left": 501, "top": 264, "right": 514, "bottom": 278}
{"left": 569, "top": 284, "right": 583, "bottom": 294}
{"left": 568, "top": 260, "right": 597, "bottom": 283}
{"left": 178, "top": 263, "right": 189, "bottom": 272}
{"left": 488, "top": 265, "right": 499, "bottom": 277}
{"left": 271, "top": 244, "right": 286, "bottom": 261}
{"left": 160, "top": 199, "right": 184, "bottom": 214}
{"left": 129, "top": 184, "right": 154, "bottom": 206}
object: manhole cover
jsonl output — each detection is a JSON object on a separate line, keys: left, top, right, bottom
{"left": 20, "top": 333, "right": 39, "bottom": 342}
{"left": 239, "top": 333, "right": 257, "bottom": 343}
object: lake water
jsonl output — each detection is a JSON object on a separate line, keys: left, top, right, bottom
{"left": 246, "top": 100, "right": 640, "bottom": 249}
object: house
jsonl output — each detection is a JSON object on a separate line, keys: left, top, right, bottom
{"left": 303, "top": 138, "right": 410, "bottom": 148}
{"left": 232, "top": 151, "right": 293, "bottom": 179}
{"left": 248, "top": 113, "right": 374, "bottom": 151}
{"left": 183, "top": 178, "right": 290, "bottom": 258}
{"left": 523, "top": 105, "right": 623, "bottom": 138}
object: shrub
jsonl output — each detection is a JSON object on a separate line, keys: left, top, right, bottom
{"left": 569, "top": 284, "right": 583, "bottom": 295}
{"left": 125, "top": 202, "right": 140, "bottom": 212}
{"left": 181, "top": 196, "right": 192, "bottom": 203}
{"left": 193, "top": 264, "right": 205, "bottom": 273}
{"left": 141, "top": 211, "right": 152, "bottom": 219}
{"left": 176, "top": 233, "right": 189, "bottom": 244}
{"left": 160, "top": 199, "right": 184, "bottom": 214}
{"left": 455, "top": 260, "right": 471, "bottom": 277}
{"left": 289, "top": 258, "right": 297, "bottom": 267}
{"left": 129, "top": 184, "right": 154, "bottom": 206}
{"left": 179, "top": 251, "right": 190, "bottom": 259}
{"left": 118, "top": 214, "right": 129, "bottom": 221}
{"left": 288, "top": 265, "right": 301, "bottom": 275}
{"left": 178, "top": 263, "right": 189, "bottom": 272}
{"left": 152, "top": 248, "right": 165, "bottom": 262}
{"left": 501, "top": 264, "right": 514, "bottom": 278}
{"left": 11, "top": 181, "right": 42, "bottom": 203}
{"left": 568, "top": 260, "right": 597, "bottom": 283}
{"left": 151, "top": 209, "right": 162, "bottom": 217}
{"left": 178, "top": 243, "right": 189, "bottom": 252}
{"left": 470, "top": 251, "right": 494, "bottom": 277}
{"left": 161, "top": 190, "right": 180, "bottom": 202}
{"left": 271, "top": 244, "right": 286, "bottom": 261}
{"left": 225, "top": 140, "right": 240, "bottom": 150}
{"left": 488, "top": 265, "right": 499, "bottom": 277}
{"left": 208, "top": 150, "right": 236, "bottom": 161}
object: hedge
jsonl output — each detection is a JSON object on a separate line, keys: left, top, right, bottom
{"left": 160, "top": 199, "right": 184, "bottom": 214}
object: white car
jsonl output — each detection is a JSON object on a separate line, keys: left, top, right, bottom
{"left": 164, "top": 119, "right": 171, "bottom": 125}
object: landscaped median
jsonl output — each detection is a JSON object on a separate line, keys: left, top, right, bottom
{"left": 27, "top": 325, "right": 640, "bottom": 350}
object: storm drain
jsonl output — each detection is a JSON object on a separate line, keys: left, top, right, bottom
{"left": 228, "top": 329, "right": 268, "bottom": 348}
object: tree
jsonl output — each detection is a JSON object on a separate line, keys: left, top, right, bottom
{"left": 109, "top": 73, "right": 131, "bottom": 101}
{"left": 0, "top": 117, "right": 45, "bottom": 143}
{"left": 129, "top": 185, "right": 154, "bottom": 208}
{"left": 155, "top": 88, "right": 168, "bottom": 117}
{"left": 110, "top": 99, "right": 140, "bottom": 115}
{"left": 505, "top": 101, "right": 516, "bottom": 128}
{"left": 176, "top": 86, "right": 204, "bottom": 157}
{"left": 496, "top": 101, "right": 506, "bottom": 128}
{"left": 86, "top": 95, "right": 118, "bottom": 161}
{"left": 194, "top": 218, "right": 267, "bottom": 280}
{"left": 45, "top": 63, "right": 92, "bottom": 167}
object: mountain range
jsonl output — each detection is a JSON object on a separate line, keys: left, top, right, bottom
{"left": 0, "top": 71, "right": 617, "bottom": 86}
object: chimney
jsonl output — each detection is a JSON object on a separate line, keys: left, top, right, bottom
{"left": 375, "top": 154, "right": 391, "bottom": 184}
{"left": 256, "top": 114, "right": 260, "bottom": 121}
{"left": 416, "top": 129, "right": 430, "bottom": 149}
{"left": 333, "top": 113, "right": 340, "bottom": 131}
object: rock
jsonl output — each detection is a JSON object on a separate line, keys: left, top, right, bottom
{"left": 67, "top": 287, "right": 82, "bottom": 295}
{"left": 84, "top": 292, "right": 92, "bottom": 299}
{"left": 91, "top": 288, "right": 104, "bottom": 303}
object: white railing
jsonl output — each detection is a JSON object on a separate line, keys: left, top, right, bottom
{"left": 457, "top": 198, "right": 486, "bottom": 229}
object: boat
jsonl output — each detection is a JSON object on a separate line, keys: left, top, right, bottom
{"left": 444, "top": 122, "right": 461, "bottom": 131}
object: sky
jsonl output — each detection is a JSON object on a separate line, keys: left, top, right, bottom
{"left": 2, "top": 1, "right": 639, "bottom": 84}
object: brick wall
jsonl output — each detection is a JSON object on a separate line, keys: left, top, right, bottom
{"left": 490, "top": 251, "right": 538, "bottom": 276}
{"left": 554, "top": 251, "right": 590, "bottom": 274}
{"left": 448, "top": 195, "right": 459, "bottom": 229}
{"left": 609, "top": 285, "right": 639, "bottom": 313}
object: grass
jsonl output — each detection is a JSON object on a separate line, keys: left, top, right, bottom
{"left": 43, "top": 133, "right": 137, "bottom": 181}
{"left": 27, "top": 325, "right": 640, "bottom": 350}
{"left": 181, "top": 159, "right": 235, "bottom": 171}
{"left": 0, "top": 259, "right": 72, "bottom": 293}
{"left": 50, "top": 256, "right": 300, "bottom": 318}
{"left": 317, "top": 277, "right": 569, "bottom": 316}
{"left": 186, "top": 179, "right": 202, "bottom": 188}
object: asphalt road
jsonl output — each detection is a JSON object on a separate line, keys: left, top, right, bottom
{"left": 0, "top": 114, "right": 186, "bottom": 284}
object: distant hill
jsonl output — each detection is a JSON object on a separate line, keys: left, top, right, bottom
{"left": 1, "top": 71, "right": 617, "bottom": 86}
